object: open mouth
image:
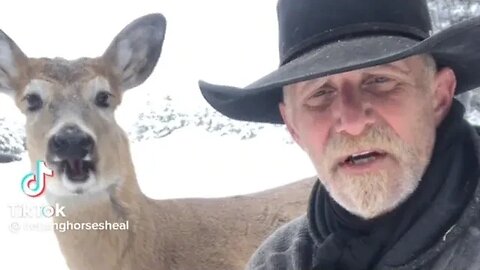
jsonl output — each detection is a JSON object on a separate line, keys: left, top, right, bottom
{"left": 341, "top": 150, "right": 387, "bottom": 166}
{"left": 62, "top": 159, "right": 96, "bottom": 181}
{"left": 50, "top": 155, "right": 97, "bottom": 182}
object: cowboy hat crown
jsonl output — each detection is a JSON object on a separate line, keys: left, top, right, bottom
{"left": 278, "top": 0, "right": 432, "bottom": 65}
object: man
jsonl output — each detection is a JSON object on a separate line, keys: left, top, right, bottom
{"left": 198, "top": 0, "right": 480, "bottom": 269}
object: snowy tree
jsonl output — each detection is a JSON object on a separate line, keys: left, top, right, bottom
{"left": 0, "top": 117, "right": 25, "bottom": 162}
{"left": 128, "top": 95, "right": 189, "bottom": 141}
{"left": 429, "top": 0, "right": 480, "bottom": 31}
{"left": 428, "top": 0, "right": 480, "bottom": 124}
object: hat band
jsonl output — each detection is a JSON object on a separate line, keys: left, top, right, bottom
{"left": 281, "top": 22, "right": 430, "bottom": 66}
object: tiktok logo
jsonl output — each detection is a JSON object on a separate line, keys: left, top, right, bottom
{"left": 21, "top": 160, "right": 54, "bottom": 197}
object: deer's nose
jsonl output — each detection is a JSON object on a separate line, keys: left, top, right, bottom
{"left": 48, "top": 125, "right": 94, "bottom": 159}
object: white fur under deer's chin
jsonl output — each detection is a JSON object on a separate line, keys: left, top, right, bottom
{"left": 46, "top": 172, "right": 115, "bottom": 198}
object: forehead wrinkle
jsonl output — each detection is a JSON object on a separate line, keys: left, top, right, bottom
{"left": 301, "top": 59, "right": 414, "bottom": 90}
{"left": 284, "top": 75, "right": 328, "bottom": 102}
{"left": 362, "top": 62, "right": 412, "bottom": 77}
{"left": 284, "top": 59, "right": 417, "bottom": 105}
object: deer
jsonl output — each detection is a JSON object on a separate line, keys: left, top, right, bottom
{"left": 0, "top": 13, "right": 316, "bottom": 270}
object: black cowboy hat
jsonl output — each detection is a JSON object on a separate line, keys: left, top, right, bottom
{"left": 198, "top": 0, "right": 480, "bottom": 124}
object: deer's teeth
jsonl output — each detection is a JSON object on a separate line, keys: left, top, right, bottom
{"left": 83, "top": 154, "right": 92, "bottom": 161}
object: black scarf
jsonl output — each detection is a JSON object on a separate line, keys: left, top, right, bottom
{"left": 308, "top": 100, "right": 479, "bottom": 270}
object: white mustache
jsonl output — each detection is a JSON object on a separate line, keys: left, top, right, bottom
{"left": 324, "top": 125, "right": 415, "bottom": 168}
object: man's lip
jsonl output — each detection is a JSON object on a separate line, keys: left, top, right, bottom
{"left": 335, "top": 149, "right": 388, "bottom": 166}
{"left": 338, "top": 153, "right": 389, "bottom": 174}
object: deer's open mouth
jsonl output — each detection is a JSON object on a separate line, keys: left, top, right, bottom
{"left": 61, "top": 159, "right": 96, "bottom": 181}
{"left": 49, "top": 155, "right": 97, "bottom": 182}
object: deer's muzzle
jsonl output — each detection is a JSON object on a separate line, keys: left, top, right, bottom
{"left": 47, "top": 125, "right": 97, "bottom": 183}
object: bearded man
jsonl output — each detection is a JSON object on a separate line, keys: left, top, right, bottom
{"left": 198, "top": 0, "right": 480, "bottom": 269}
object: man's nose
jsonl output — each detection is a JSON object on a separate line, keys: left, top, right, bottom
{"left": 48, "top": 125, "right": 95, "bottom": 159}
{"left": 333, "top": 88, "right": 374, "bottom": 136}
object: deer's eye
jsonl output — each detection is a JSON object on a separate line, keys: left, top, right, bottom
{"left": 95, "top": 91, "right": 113, "bottom": 108}
{"left": 24, "top": 94, "right": 43, "bottom": 112}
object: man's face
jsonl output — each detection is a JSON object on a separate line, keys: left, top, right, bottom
{"left": 280, "top": 55, "right": 456, "bottom": 219}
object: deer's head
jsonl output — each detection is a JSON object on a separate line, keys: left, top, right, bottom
{"left": 0, "top": 14, "right": 166, "bottom": 197}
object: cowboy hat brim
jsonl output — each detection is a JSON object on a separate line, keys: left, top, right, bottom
{"left": 198, "top": 16, "right": 480, "bottom": 124}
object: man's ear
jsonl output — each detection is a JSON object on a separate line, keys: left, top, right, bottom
{"left": 432, "top": 67, "right": 456, "bottom": 125}
{"left": 279, "top": 102, "right": 305, "bottom": 150}
{"left": 0, "top": 29, "right": 28, "bottom": 98}
{"left": 102, "top": 13, "right": 166, "bottom": 91}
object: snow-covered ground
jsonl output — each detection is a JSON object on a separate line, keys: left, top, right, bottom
{"left": 0, "top": 117, "right": 316, "bottom": 269}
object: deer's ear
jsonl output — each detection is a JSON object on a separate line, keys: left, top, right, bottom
{"left": 102, "top": 13, "right": 166, "bottom": 91}
{"left": 0, "top": 30, "right": 27, "bottom": 97}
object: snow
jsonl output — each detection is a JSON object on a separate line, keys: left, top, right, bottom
{"left": 133, "top": 126, "right": 313, "bottom": 199}
{"left": 465, "top": 109, "right": 480, "bottom": 126}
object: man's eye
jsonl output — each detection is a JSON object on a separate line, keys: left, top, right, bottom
{"left": 363, "top": 76, "right": 397, "bottom": 93}
{"left": 366, "top": 76, "right": 391, "bottom": 84}
{"left": 305, "top": 88, "right": 336, "bottom": 107}
{"left": 311, "top": 88, "right": 336, "bottom": 98}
